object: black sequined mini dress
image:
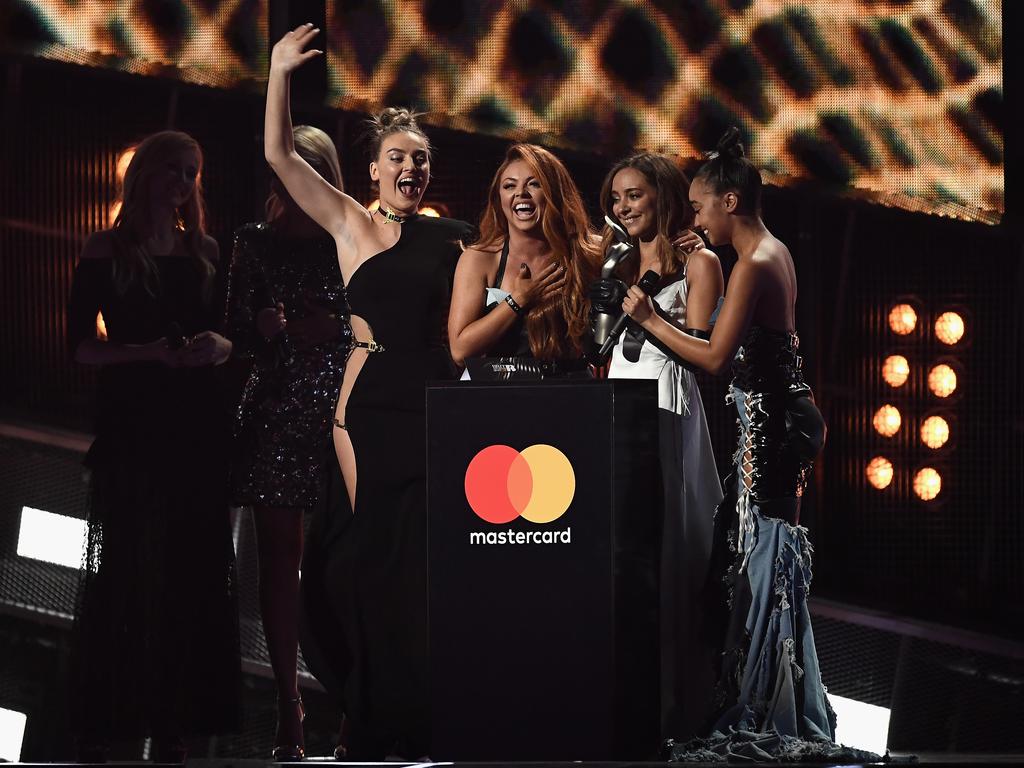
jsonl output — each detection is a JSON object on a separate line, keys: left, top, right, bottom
{"left": 225, "top": 222, "right": 351, "bottom": 509}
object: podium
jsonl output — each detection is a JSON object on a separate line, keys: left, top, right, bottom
{"left": 426, "top": 380, "right": 661, "bottom": 760}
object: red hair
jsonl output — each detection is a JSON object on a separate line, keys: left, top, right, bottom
{"left": 475, "top": 144, "right": 599, "bottom": 359}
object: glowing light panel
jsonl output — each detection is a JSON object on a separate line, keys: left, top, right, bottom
{"left": 913, "top": 467, "right": 942, "bottom": 501}
{"left": 17, "top": 506, "right": 87, "bottom": 569}
{"left": 872, "top": 405, "right": 902, "bottom": 437}
{"left": 921, "top": 416, "right": 950, "bottom": 449}
{"left": 866, "top": 456, "right": 893, "bottom": 490}
{"left": 935, "top": 312, "right": 965, "bottom": 345}
{"left": 888, "top": 304, "right": 917, "bottom": 336}
{"left": 881, "top": 355, "right": 910, "bottom": 388}
{"left": 928, "top": 364, "right": 958, "bottom": 398}
{"left": 8, "top": 0, "right": 1004, "bottom": 222}
{"left": 830, "top": 695, "right": 890, "bottom": 756}
{"left": 0, "top": 708, "right": 27, "bottom": 763}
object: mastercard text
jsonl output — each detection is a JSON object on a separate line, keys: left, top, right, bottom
{"left": 468, "top": 527, "right": 572, "bottom": 545}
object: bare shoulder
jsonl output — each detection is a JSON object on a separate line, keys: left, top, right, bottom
{"left": 729, "top": 254, "right": 771, "bottom": 292}
{"left": 456, "top": 245, "right": 501, "bottom": 276}
{"left": 80, "top": 229, "right": 117, "bottom": 259}
{"left": 686, "top": 247, "right": 722, "bottom": 276}
{"left": 752, "top": 233, "right": 791, "bottom": 263}
{"left": 201, "top": 233, "right": 220, "bottom": 262}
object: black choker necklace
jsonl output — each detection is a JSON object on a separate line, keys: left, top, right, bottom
{"left": 376, "top": 206, "right": 409, "bottom": 224}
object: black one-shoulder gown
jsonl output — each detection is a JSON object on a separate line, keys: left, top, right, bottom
{"left": 299, "top": 214, "right": 472, "bottom": 759}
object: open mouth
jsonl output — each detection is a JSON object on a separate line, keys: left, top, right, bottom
{"left": 397, "top": 176, "right": 422, "bottom": 199}
{"left": 513, "top": 201, "right": 536, "bottom": 220}
{"left": 620, "top": 214, "right": 641, "bottom": 227}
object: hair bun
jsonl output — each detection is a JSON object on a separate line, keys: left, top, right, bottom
{"left": 716, "top": 126, "right": 746, "bottom": 160}
{"left": 375, "top": 106, "right": 418, "bottom": 133}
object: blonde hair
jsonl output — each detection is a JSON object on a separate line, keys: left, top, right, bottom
{"left": 475, "top": 143, "right": 600, "bottom": 360}
{"left": 112, "top": 130, "right": 214, "bottom": 298}
{"left": 266, "top": 125, "right": 344, "bottom": 220}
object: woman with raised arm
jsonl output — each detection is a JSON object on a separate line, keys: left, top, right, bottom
{"left": 265, "top": 24, "right": 472, "bottom": 760}
{"left": 598, "top": 152, "right": 724, "bottom": 740}
{"left": 225, "top": 125, "right": 349, "bottom": 761}
{"left": 67, "top": 131, "right": 239, "bottom": 762}
{"left": 448, "top": 143, "right": 599, "bottom": 377}
{"left": 620, "top": 129, "right": 855, "bottom": 761}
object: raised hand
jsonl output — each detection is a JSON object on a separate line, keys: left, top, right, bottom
{"left": 270, "top": 23, "right": 323, "bottom": 76}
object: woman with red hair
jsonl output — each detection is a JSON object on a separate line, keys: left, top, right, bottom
{"left": 449, "top": 143, "right": 600, "bottom": 374}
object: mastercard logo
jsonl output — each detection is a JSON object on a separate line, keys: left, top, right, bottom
{"left": 464, "top": 444, "right": 576, "bottom": 524}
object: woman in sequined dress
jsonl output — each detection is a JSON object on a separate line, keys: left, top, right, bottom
{"left": 621, "top": 129, "right": 871, "bottom": 762}
{"left": 225, "top": 125, "right": 349, "bottom": 760}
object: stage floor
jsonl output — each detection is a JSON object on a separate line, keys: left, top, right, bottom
{"left": 15, "top": 754, "right": 1023, "bottom": 767}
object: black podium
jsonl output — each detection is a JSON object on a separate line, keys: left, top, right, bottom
{"left": 426, "top": 379, "right": 661, "bottom": 761}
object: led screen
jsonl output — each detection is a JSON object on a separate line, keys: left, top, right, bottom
{"left": 3, "top": 0, "right": 1004, "bottom": 222}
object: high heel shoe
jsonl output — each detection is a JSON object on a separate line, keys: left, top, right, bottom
{"left": 272, "top": 695, "right": 305, "bottom": 762}
{"left": 332, "top": 712, "right": 349, "bottom": 760}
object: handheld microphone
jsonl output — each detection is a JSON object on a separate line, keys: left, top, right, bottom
{"left": 598, "top": 269, "right": 660, "bottom": 358}
{"left": 592, "top": 215, "right": 636, "bottom": 348}
{"left": 252, "top": 269, "right": 295, "bottom": 366}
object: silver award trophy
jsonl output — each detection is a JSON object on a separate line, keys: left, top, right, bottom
{"left": 592, "top": 215, "right": 636, "bottom": 349}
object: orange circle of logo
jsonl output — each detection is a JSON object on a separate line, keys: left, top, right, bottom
{"left": 464, "top": 444, "right": 575, "bottom": 524}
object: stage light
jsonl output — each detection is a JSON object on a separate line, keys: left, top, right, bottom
{"left": 830, "top": 694, "right": 890, "bottom": 756}
{"left": 913, "top": 467, "right": 942, "bottom": 501}
{"left": 881, "top": 355, "right": 910, "bottom": 387}
{"left": 928, "top": 364, "right": 957, "bottom": 398}
{"left": 116, "top": 147, "right": 135, "bottom": 182}
{"left": 921, "top": 416, "right": 950, "bottom": 449}
{"left": 96, "top": 311, "right": 108, "bottom": 341}
{"left": 872, "top": 405, "right": 901, "bottom": 437}
{"left": 367, "top": 199, "right": 380, "bottom": 212}
{"left": 866, "top": 456, "right": 893, "bottom": 490}
{"left": 16, "top": 506, "right": 87, "bottom": 569}
{"left": 888, "top": 304, "right": 917, "bottom": 335}
{"left": 934, "top": 311, "right": 965, "bottom": 345}
{"left": 420, "top": 206, "right": 441, "bottom": 218}
{"left": 0, "top": 707, "right": 27, "bottom": 762}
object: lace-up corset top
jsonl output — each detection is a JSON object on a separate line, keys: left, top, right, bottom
{"left": 731, "top": 325, "right": 810, "bottom": 398}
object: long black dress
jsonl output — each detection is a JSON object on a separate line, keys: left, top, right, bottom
{"left": 299, "top": 214, "right": 472, "bottom": 759}
{"left": 224, "top": 222, "right": 349, "bottom": 508}
{"left": 67, "top": 243, "right": 240, "bottom": 743}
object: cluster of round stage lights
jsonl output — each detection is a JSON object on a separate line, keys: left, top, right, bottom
{"left": 867, "top": 304, "right": 966, "bottom": 501}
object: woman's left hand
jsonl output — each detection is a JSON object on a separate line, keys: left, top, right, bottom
{"left": 181, "top": 331, "right": 232, "bottom": 367}
{"left": 622, "top": 285, "right": 655, "bottom": 326}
